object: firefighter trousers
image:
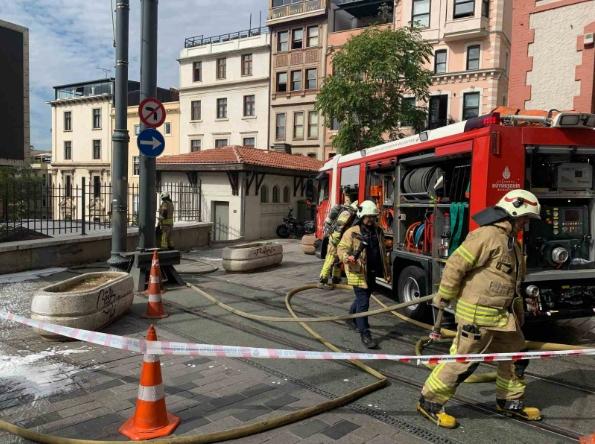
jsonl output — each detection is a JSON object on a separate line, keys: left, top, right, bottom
{"left": 320, "top": 243, "right": 342, "bottom": 281}
{"left": 160, "top": 224, "right": 174, "bottom": 249}
{"left": 421, "top": 322, "right": 529, "bottom": 405}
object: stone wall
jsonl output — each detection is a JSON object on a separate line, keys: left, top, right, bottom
{"left": 0, "top": 222, "right": 211, "bottom": 274}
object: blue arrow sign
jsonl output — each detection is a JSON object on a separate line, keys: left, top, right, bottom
{"left": 137, "top": 128, "right": 165, "bottom": 157}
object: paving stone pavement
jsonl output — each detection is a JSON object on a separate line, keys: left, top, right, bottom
{"left": 0, "top": 240, "right": 593, "bottom": 443}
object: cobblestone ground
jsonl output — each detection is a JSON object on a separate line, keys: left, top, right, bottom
{"left": 0, "top": 240, "right": 593, "bottom": 443}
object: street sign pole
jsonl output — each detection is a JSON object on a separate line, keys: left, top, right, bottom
{"left": 137, "top": 0, "right": 158, "bottom": 251}
{"left": 108, "top": 0, "right": 131, "bottom": 271}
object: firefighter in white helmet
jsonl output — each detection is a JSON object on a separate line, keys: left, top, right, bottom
{"left": 418, "top": 189, "right": 542, "bottom": 428}
{"left": 337, "top": 200, "right": 390, "bottom": 349}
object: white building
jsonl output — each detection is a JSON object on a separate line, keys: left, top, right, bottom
{"left": 179, "top": 28, "right": 271, "bottom": 152}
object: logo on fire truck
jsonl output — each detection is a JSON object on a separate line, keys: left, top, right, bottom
{"left": 492, "top": 165, "right": 520, "bottom": 191}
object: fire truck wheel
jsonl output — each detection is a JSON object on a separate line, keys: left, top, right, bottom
{"left": 316, "top": 237, "right": 329, "bottom": 260}
{"left": 396, "top": 265, "right": 431, "bottom": 321}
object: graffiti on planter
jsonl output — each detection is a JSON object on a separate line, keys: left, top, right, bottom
{"left": 96, "top": 287, "right": 123, "bottom": 319}
{"left": 254, "top": 246, "right": 278, "bottom": 257}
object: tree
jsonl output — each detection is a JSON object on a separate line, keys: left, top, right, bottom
{"left": 316, "top": 27, "right": 433, "bottom": 154}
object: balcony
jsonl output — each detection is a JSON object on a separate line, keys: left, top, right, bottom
{"left": 443, "top": 16, "right": 488, "bottom": 42}
{"left": 268, "top": 0, "right": 326, "bottom": 26}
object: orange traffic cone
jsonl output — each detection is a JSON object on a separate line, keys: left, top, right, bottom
{"left": 143, "top": 250, "right": 168, "bottom": 319}
{"left": 119, "top": 325, "right": 180, "bottom": 440}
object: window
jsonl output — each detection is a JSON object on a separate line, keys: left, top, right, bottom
{"left": 64, "top": 111, "right": 72, "bottom": 131}
{"left": 243, "top": 137, "right": 255, "bottom": 147}
{"left": 243, "top": 95, "right": 255, "bottom": 117}
{"left": 283, "top": 186, "right": 290, "bottom": 203}
{"left": 331, "top": 118, "right": 341, "bottom": 131}
{"left": 65, "top": 175, "right": 72, "bottom": 198}
{"left": 292, "top": 28, "right": 303, "bottom": 50}
{"left": 64, "top": 141, "right": 72, "bottom": 160}
{"left": 463, "top": 92, "right": 480, "bottom": 119}
{"left": 260, "top": 185, "right": 268, "bottom": 203}
{"left": 466, "top": 45, "right": 480, "bottom": 71}
{"left": 291, "top": 70, "right": 302, "bottom": 91}
{"left": 164, "top": 122, "right": 171, "bottom": 134}
{"left": 241, "top": 54, "right": 253, "bottom": 76}
{"left": 454, "top": 0, "right": 474, "bottom": 18}
{"left": 193, "top": 61, "right": 202, "bottom": 82}
{"left": 306, "top": 68, "right": 317, "bottom": 90}
{"left": 401, "top": 97, "right": 416, "bottom": 125}
{"left": 307, "top": 153, "right": 317, "bottom": 158}
{"left": 482, "top": 0, "right": 489, "bottom": 17}
{"left": 293, "top": 111, "right": 304, "bottom": 140}
{"left": 92, "top": 108, "right": 101, "bottom": 129}
{"left": 190, "top": 139, "right": 201, "bottom": 152}
{"left": 275, "top": 113, "right": 286, "bottom": 141}
{"left": 412, "top": 0, "right": 430, "bottom": 27}
{"left": 134, "top": 124, "right": 140, "bottom": 135}
{"left": 272, "top": 186, "right": 280, "bottom": 203}
{"left": 429, "top": 95, "right": 448, "bottom": 129}
{"left": 92, "top": 140, "right": 101, "bottom": 160}
{"left": 215, "top": 138, "right": 228, "bottom": 148}
{"left": 216, "top": 57, "right": 226, "bottom": 79}
{"left": 216, "top": 98, "right": 227, "bottom": 119}
{"left": 191, "top": 100, "right": 201, "bottom": 121}
{"left": 308, "top": 111, "right": 319, "bottom": 139}
{"left": 133, "top": 156, "right": 140, "bottom": 175}
{"left": 93, "top": 176, "right": 101, "bottom": 199}
{"left": 307, "top": 26, "right": 319, "bottom": 47}
{"left": 434, "top": 50, "right": 447, "bottom": 74}
{"left": 277, "top": 31, "right": 288, "bottom": 52}
{"left": 276, "top": 72, "right": 288, "bottom": 92}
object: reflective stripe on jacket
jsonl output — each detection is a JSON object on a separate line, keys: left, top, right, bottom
{"left": 337, "top": 225, "right": 390, "bottom": 289}
{"left": 437, "top": 220, "right": 525, "bottom": 330}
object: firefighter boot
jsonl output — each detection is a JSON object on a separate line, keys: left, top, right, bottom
{"left": 496, "top": 399, "right": 541, "bottom": 421}
{"left": 416, "top": 396, "right": 457, "bottom": 429}
{"left": 317, "top": 277, "right": 328, "bottom": 289}
{"left": 360, "top": 331, "right": 378, "bottom": 349}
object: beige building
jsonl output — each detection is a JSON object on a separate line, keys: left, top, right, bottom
{"left": 179, "top": 29, "right": 271, "bottom": 152}
{"left": 394, "top": 0, "right": 511, "bottom": 128}
{"left": 267, "top": 0, "right": 328, "bottom": 159}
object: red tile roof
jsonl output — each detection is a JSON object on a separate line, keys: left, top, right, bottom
{"left": 157, "top": 146, "right": 323, "bottom": 172}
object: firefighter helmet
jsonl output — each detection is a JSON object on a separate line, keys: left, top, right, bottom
{"left": 496, "top": 189, "right": 541, "bottom": 219}
{"left": 357, "top": 200, "right": 379, "bottom": 218}
{"left": 160, "top": 192, "right": 170, "bottom": 200}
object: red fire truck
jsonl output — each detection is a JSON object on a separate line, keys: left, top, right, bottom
{"left": 316, "top": 109, "right": 595, "bottom": 321}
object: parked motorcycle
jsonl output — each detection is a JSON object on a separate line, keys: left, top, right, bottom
{"left": 276, "top": 209, "right": 314, "bottom": 238}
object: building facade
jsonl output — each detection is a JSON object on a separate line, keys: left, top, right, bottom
{"left": 179, "top": 29, "right": 271, "bottom": 152}
{"left": 0, "top": 19, "right": 29, "bottom": 166}
{"left": 267, "top": 0, "right": 328, "bottom": 159}
{"left": 394, "top": 0, "right": 512, "bottom": 128}
{"left": 509, "top": 0, "right": 594, "bottom": 113}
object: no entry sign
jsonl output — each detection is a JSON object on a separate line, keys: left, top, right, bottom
{"left": 138, "top": 97, "right": 166, "bottom": 128}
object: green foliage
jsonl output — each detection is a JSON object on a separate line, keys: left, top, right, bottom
{"left": 316, "top": 27, "right": 433, "bottom": 154}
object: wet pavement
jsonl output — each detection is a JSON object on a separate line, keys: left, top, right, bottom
{"left": 0, "top": 240, "right": 593, "bottom": 443}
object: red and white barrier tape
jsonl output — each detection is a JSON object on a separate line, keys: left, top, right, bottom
{"left": 1, "top": 311, "right": 594, "bottom": 365}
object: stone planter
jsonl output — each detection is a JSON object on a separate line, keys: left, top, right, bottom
{"left": 31, "top": 272, "right": 134, "bottom": 340}
{"left": 301, "top": 234, "right": 317, "bottom": 255}
{"left": 222, "top": 242, "right": 283, "bottom": 272}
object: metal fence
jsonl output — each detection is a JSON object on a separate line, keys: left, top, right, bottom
{"left": 0, "top": 180, "right": 201, "bottom": 242}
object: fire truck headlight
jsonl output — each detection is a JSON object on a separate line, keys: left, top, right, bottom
{"left": 525, "top": 285, "right": 540, "bottom": 298}
{"left": 552, "top": 247, "right": 570, "bottom": 264}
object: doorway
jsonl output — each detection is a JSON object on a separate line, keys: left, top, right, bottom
{"left": 212, "top": 201, "right": 230, "bottom": 241}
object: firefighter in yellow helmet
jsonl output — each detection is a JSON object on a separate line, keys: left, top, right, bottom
{"left": 158, "top": 192, "right": 175, "bottom": 249}
{"left": 417, "top": 189, "right": 542, "bottom": 429}
{"left": 337, "top": 200, "right": 390, "bottom": 349}
{"left": 318, "top": 187, "right": 359, "bottom": 288}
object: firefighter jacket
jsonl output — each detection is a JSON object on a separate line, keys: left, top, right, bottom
{"left": 437, "top": 220, "right": 525, "bottom": 331}
{"left": 159, "top": 200, "right": 174, "bottom": 226}
{"left": 337, "top": 225, "right": 390, "bottom": 288}
{"left": 328, "top": 207, "right": 357, "bottom": 247}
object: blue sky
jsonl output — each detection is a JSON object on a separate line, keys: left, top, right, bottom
{"left": 1, "top": 0, "right": 266, "bottom": 150}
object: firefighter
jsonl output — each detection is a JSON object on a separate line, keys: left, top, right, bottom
{"left": 158, "top": 192, "right": 175, "bottom": 250}
{"left": 318, "top": 187, "right": 358, "bottom": 288}
{"left": 337, "top": 200, "right": 389, "bottom": 349}
{"left": 417, "top": 189, "right": 542, "bottom": 429}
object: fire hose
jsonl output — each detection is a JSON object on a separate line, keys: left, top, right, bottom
{"left": 0, "top": 283, "right": 586, "bottom": 443}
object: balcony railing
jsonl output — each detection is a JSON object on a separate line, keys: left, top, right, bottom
{"left": 184, "top": 27, "right": 268, "bottom": 49}
{"left": 269, "top": 0, "right": 323, "bottom": 21}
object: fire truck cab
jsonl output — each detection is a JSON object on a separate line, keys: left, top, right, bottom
{"left": 316, "top": 110, "right": 595, "bottom": 321}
